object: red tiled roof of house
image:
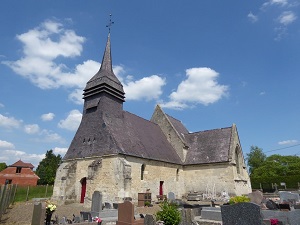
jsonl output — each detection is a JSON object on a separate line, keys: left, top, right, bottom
{"left": 10, "top": 160, "right": 34, "bottom": 168}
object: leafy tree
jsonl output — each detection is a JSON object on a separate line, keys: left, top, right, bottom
{"left": 251, "top": 154, "right": 300, "bottom": 178}
{"left": 36, "top": 150, "right": 62, "bottom": 185}
{"left": 246, "top": 146, "right": 266, "bottom": 174}
{"left": 0, "top": 162, "right": 7, "bottom": 172}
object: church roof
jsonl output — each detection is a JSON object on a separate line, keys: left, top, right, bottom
{"left": 184, "top": 127, "right": 232, "bottom": 164}
{"left": 64, "top": 110, "right": 182, "bottom": 164}
{"left": 83, "top": 33, "right": 125, "bottom": 101}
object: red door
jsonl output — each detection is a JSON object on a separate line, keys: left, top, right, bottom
{"left": 80, "top": 177, "right": 86, "bottom": 203}
{"left": 159, "top": 181, "right": 164, "bottom": 195}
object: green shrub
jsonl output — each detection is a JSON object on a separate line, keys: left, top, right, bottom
{"left": 144, "top": 201, "right": 151, "bottom": 207}
{"left": 228, "top": 195, "right": 250, "bottom": 205}
{"left": 155, "top": 200, "right": 181, "bottom": 225}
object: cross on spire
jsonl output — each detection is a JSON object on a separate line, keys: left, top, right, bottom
{"left": 106, "top": 14, "right": 114, "bottom": 33}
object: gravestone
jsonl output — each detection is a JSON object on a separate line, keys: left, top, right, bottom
{"left": 167, "top": 192, "right": 175, "bottom": 200}
{"left": 266, "top": 199, "right": 279, "bottom": 210}
{"left": 31, "top": 202, "right": 46, "bottom": 225}
{"left": 279, "top": 191, "right": 299, "bottom": 205}
{"left": 221, "top": 202, "right": 263, "bottom": 225}
{"left": 91, "top": 191, "right": 102, "bottom": 217}
{"left": 104, "top": 202, "right": 112, "bottom": 209}
{"left": 144, "top": 214, "right": 156, "bottom": 225}
{"left": 200, "top": 207, "right": 222, "bottom": 221}
{"left": 116, "top": 201, "right": 143, "bottom": 225}
{"left": 248, "top": 190, "right": 264, "bottom": 205}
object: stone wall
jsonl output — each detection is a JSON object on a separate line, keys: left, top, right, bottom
{"left": 53, "top": 152, "right": 251, "bottom": 205}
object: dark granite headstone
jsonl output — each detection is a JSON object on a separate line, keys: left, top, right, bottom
{"left": 104, "top": 202, "right": 112, "bottom": 209}
{"left": 80, "top": 211, "right": 92, "bottom": 222}
{"left": 266, "top": 199, "right": 279, "bottom": 210}
{"left": 221, "top": 202, "right": 263, "bottom": 225}
{"left": 144, "top": 214, "right": 156, "bottom": 225}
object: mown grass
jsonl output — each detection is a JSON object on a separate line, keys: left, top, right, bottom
{"left": 14, "top": 185, "right": 53, "bottom": 202}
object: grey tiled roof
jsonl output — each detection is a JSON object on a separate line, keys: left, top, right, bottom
{"left": 64, "top": 110, "right": 182, "bottom": 164}
{"left": 184, "top": 127, "right": 232, "bottom": 164}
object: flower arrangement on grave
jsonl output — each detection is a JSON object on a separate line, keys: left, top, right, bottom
{"left": 228, "top": 195, "right": 250, "bottom": 205}
{"left": 45, "top": 200, "right": 56, "bottom": 225}
{"left": 45, "top": 200, "right": 57, "bottom": 214}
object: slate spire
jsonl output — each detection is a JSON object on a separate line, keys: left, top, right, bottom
{"left": 83, "top": 33, "right": 125, "bottom": 102}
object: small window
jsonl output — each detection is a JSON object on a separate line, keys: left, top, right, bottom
{"left": 16, "top": 167, "right": 22, "bottom": 173}
{"left": 141, "top": 164, "right": 145, "bottom": 180}
{"left": 176, "top": 168, "right": 179, "bottom": 181}
{"left": 235, "top": 148, "right": 240, "bottom": 174}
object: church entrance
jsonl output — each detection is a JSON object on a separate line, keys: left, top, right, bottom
{"left": 159, "top": 181, "right": 164, "bottom": 195}
{"left": 80, "top": 177, "right": 87, "bottom": 203}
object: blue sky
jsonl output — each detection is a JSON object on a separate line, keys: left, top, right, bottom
{"left": 1, "top": 0, "right": 300, "bottom": 167}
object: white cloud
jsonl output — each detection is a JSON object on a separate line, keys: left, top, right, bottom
{"left": 2, "top": 149, "right": 45, "bottom": 167}
{"left": 41, "top": 112, "right": 55, "bottom": 121}
{"left": 24, "top": 124, "right": 40, "bottom": 134}
{"left": 259, "top": 91, "right": 266, "bottom": 95}
{"left": 2, "top": 20, "right": 86, "bottom": 90}
{"left": 161, "top": 67, "right": 229, "bottom": 110}
{"left": 0, "top": 114, "right": 22, "bottom": 129}
{"left": 248, "top": 12, "right": 259, "bottom": 22}
{"left": 53, "top": 147, "right": 68, "bottom": 155}
{"left": 124, "top": 75, "right": 166, "bottom": 101}
{"left": 0, "top": 103, "right": 4, "bottom": 108}
{"left": 0, "top": 140, "right": 15, "bottom": 149}
{"left": 58, "top": 109, "right": 82, "bottom": 131}
{"left": 278, "top": 140, "right": 298, "bottom": 145}
{"left": 278, "top": 11, "right": 297, "bottom": 25}
{"left": 262, "top": 0, "right": 288, "bottom": 8}
{"left": 39, "top": 130, "right": 65, "bottom": 143}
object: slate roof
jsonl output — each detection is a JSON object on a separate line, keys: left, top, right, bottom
{"left": 64, "top": 110, "right": 182, "bottom": 164}
{"left": 184, "top": 127, "right": 232, "bottom": 164}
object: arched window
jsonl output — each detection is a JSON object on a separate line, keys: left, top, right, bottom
{"left": 141, "top": 164, "right": 145, "bottom": 180}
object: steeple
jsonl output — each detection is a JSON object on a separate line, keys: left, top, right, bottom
{"left": 83, "top": 33, "right": 125, "bottom": 102}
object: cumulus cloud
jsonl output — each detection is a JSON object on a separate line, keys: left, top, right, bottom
{"left": 278, "top": 11, "right": 297, "bottom": 25}
{"left": 161, "top": 67, "right": 228, "bottom": 110}
{"left": 278, "top": 140, "right": 298, "bottom": 145}
{"left": 24, "top": 124, "right": 40, "bottom": 134}
{"left": 2, "top": 20, "right": 86, "bottom": 90}
{"left": 2, "top": 149, "right": 45, "bottom": 167}
{"left": 58, "top": 109, "right": 82, "bottom": 131}
{"left": 0, "top": 114, "right": 22, "bottom": 129}
{"left": 0, "top": 140, "right": 15, "bottom": 149}
{"left": 124, "top": 75, "right": 166, "bottom": 101}
{"left": 53, "top": 147, "right": 68, "bottom": 155}
{"left": 41, "top": 112, "right": 55, "bottom": 121}
{"left": 248, "top": 12, "right": 259, "bottom": 22}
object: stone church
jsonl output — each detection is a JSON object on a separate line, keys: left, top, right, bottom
{"left": 52, "top": 32, "right": 251, "bottom": 206}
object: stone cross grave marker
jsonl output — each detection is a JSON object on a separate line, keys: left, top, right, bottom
{"left": 221, "top": 202, "right": 263, "bottom": 225}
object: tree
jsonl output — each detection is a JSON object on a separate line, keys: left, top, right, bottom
{"left": 246, "top": 146, "right": 266, "bottom": 174}
{"left": 36, "top": 150, "right": 62, "bottom": 185}
{"left": 0, "top": 162, "right": 7, "bottom": 172}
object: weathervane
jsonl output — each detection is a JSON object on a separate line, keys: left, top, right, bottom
{"left": 106, "top": 14, "right": 114, "bottom": 33}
